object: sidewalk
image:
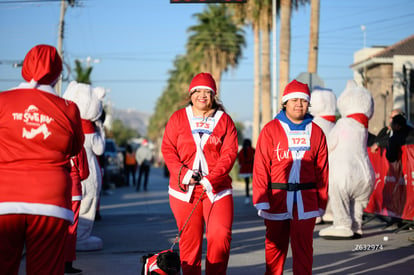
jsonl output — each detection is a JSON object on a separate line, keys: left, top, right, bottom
{"left": 19, "top": 167, "right": 414, "bottom": 274}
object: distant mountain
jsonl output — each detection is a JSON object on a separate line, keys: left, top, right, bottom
{"left": 106, "top": 108, "right": 251, "bottom": 140}
{"left": 109, "top": 108, "right": 151, "bottom": 137}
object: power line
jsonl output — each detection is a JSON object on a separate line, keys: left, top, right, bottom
{"left": 0, "top": 0, "right": 83, "bottom": 3}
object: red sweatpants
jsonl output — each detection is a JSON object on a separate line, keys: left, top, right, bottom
{"left": 264, "top": 206, "right": 316, "bottom": 275}
{"left": 170, "top": 186, "right": 233, "bottom": 275}
{"left": 0, "top": 214, "right": 69, "bottom": 275}
{"left": 64, "top": 200, "right": 81, "bottom": 262}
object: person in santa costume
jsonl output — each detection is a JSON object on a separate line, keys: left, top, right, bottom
{"left": 309, "top": 86, "right": 337, "bottom": 224}
{"left": 0, "top": 44, "right": 84, "bottom": 275}
{"left": 161, "top": 72, "right": 238, "bottom": 275}
{"left": 63, "top": 81, "right": 106, "bottom": 251}
{"left": 319, "top": 80, "right": 375, "bottom": 239}
{"left": 253, "top": 79, "right": 329, "bottom": 275}
{"left": 64, "top": 147, "right": 89, "bottom": 274}
{"left": 237, "top": 138, "right": 255, "bottom": 204}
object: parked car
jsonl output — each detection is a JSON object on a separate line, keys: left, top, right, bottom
{"left": 103, "top": 139, "right": 125, "bottom": 186}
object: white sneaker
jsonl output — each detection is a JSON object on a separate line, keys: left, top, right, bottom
{"left": 76, "top": 236, "right": 103, "bottom": 251}
{"left": 319, "top": 225, "right": 354, "bottom": 239}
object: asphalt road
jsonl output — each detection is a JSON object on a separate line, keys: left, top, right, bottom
{"left": 18, "top": 167, "right": 414, "bottom": 274}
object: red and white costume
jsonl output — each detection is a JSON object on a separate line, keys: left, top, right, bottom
{"left": 319, "top": 80, "right": 375, "bottom": 239}
{"left": 162, "top": 105, "right": 238, "bottom": 275}
{"left": 143, "top": 250, "right": 180, "bottom": 275}
{"left": 309, "top": 87, "right": 337, "bottom": 137}
{"left": 63, "top": 81, "right": 106, "bottom": 251}
{"left": 0, "top": 45, "right": 84, "bottom": 275}
{"left": 309, "top": 87, "right": 337, "bottom": 222}
{"left": 237, "top": 146, "right": 255, "bottom": 178}
{"left": 253, "top": 118, "right": 329, "bottom": 219}
{"left": 253, "top": 115, "right": 329, "bottom": 275}
{"left": 64, "top": 147, "right": 89, "bottom": 263}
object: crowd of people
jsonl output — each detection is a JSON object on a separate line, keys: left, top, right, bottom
{"left": 1, "top": 45, "right": 413, "bottom": 275}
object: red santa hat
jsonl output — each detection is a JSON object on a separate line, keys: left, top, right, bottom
{"left": 282, "top": 80, "right": 310, "bottom": 103}
{"left": 189, "top": 72, "right": 217, "bottom": 95}
{"left": 22, "top": 44, "right": 62, "bottom": 87}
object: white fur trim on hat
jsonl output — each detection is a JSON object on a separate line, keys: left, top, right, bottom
{"left": 190, "top": 85, "right": 215, "bottom": 95}
{"left": 282, "top": 92, "right": 310, "bottom": 103}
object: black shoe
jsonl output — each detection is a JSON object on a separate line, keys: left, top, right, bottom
{"left": 352, "top": 233, "right": 362, "bottom": 239}
{"left": 65, "top": 266, "right": 82, "bottom": 275}
{"left": 65, "top": 262, "right": 82, "bottom": 274}
{"left": 95, "top": 212, "right": 102, "bottom": 221}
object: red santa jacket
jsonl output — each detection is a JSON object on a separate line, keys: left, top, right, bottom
{"left": 0, "top": 86, "right": 84, "bottom": 222}
{"left": 253, "top": 118, "right": 329, "bottom": 220}
{"left": 237, "top": 147, "right": 255, "bottom": 176}
{"left": 70, "top": 147, "right": 89, "bottom": 201}
{"left": 162, "top": 106, "right": 238, "bottom": 202}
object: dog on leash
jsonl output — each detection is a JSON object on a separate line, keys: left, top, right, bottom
{"left": 141, "top": 249, "right": 180, "bottom": 275}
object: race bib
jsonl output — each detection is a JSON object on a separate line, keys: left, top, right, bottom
{"left": 191, "top": 117, "right": 215, "bottom": 135}
{"left": 287, "top": 130, "right": 310, "bottom": 151}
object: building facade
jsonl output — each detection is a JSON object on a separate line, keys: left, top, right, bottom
{"left": 350, "top": 35, "right": 414, "bottom": 135}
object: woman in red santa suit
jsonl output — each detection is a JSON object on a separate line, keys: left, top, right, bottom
{"left": 161, "top": 72, "right": 238, "bottom": 275}
{"left": 253, "top": 80, "right": 329, "bottom": 275}
{"left": 0, "top": 44, "right": 84, "bottom": 275}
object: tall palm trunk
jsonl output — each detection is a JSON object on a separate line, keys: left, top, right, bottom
{"left": 279, "top": 0, "right": 292, "bottom": 102}
{"left": 202, "top": 50, "right": 222, "bottom": 98}
{"left": 211, "top": 51, "right": 222, "bottom": 98}
{"left": 260, "top": 7, "right": 272, "bottom": 126}
{"left": 252, "top": 22, "right": 261, "bottom": 147}
{"left": 308, "top": 0, "right": 320, "bottom": 74}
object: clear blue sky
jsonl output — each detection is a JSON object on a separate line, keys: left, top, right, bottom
{"left": 1, "top": 0, "right": 414, "bottom": 122}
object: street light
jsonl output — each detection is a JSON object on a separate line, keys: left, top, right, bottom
{"left": 13, "top": 62, "right": 23, "bottom": 68}
{"left": 360, "top": 25, "right": 366, "bottom": 48}
{"left": 78, "top": 56, "right": 101, "bottom": 67}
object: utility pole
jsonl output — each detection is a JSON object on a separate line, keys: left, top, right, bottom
{"left": 272, "top": 0, "right": 278, "bottom": 117}
{"left": 56, "top": 0, "right": 75, "bottom": 96}
{"left": 403, "top": 65, "right": 411, "bottom": 122}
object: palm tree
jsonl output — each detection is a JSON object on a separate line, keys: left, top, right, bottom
{"left": 279, "top": 0, "right": 292, "bottom": 103}
{"left": 187, "top": 4, "right": 246, "bottom": 97}
{"left": 279, "top": 0, "right": 310, "bottom": 103}
{"left": 259, "top": 0, "right": 273, "bottom": 126}
{"left": 307, "top": 0, "right": 320, "bottom": 74}
{"left": 148, "top": 55, "right": 194, "bottom": 141}
{"left": 148, "top": 5, "right": 246, "bottom": 160}
{"left": 74, "top": 59, "right": 93, "bottom": 84}
{"left": 230, "top": 0, "right": 276, "bottom": 146}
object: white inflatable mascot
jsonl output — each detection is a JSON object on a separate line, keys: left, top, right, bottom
{"left": 319, "top": 80, "right": 375, "bottom": 239}
{"left": 63, "top": 81, "right": 106, "bottom": 250}
{"left": 309, "top": 87, "right": 337, "bottom": 223}
{"left": 309, "top": 87, "right": 337, "bottom": 136}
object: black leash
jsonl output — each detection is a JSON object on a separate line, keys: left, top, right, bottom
{"left": 171, "top": 164, "right": 206, "bottom": 250}
{"left": 170, "top": 189, "right": 205, "bottom": 250}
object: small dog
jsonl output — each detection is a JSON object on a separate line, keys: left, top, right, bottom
{"left": 141, "top": 249, "right": 180, "bottom": 275}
